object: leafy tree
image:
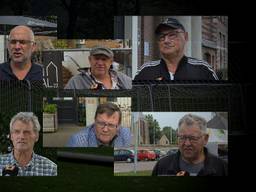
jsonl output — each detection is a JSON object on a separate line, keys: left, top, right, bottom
{"left": 145, "top": 114, "right": 161, "bottom": 144}
{"left": 52, "top": 39, "right": 69, "bottom": 49}
{"left": 162, "top": 126, "right": 178, "bottom": 144}
{"left": 0, "top": 113, "right": 11, "bottom": 154}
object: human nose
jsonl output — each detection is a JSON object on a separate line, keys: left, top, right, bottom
{"left": 183, "top": 138, "right": 192, "bottom": 145}
{"left": 95, "top": 58, "right": 104, "bottom": 64}
{"left": 162, "top": 34, "right": 170, "bottom": 42}
{"left": 13, "top": 42, "right": 22, "bottom": 49}
{"left": 16, "top": 132, "right": 25, "bottom": 139}
{"left": 102, "top": 125, "right": 109, "bottom": 132}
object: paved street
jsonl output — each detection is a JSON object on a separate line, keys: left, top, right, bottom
{"left": 43, "top": 123, "right": 84, "bottom": 147}
{"left": 114, "top": 161, "right": 157, "bottom": 173}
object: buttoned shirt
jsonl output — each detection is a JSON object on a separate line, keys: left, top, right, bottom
{"left": 0, "top": 152, "right": 57, "bottom": 176}
{"left": 67, "top": 124, "right": 131, "bottom": 147}
{"left": 65, "top": 69, "right": 132, "bottom": 90}
{"left": 87, "top": 70, "right": 120, "bottom": 89}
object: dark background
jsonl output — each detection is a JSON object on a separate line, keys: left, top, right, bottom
{"left": 0, "top": 0, "right": 254, "bottom": 191}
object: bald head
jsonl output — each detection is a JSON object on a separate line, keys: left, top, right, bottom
{"left": 9, "top": 25, "right": 35, "bottom": 42}
{"left": 7, "top": 25, "right": 36, "bottom": 70}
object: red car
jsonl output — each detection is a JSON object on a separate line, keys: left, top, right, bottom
{"left": 137, "top": 149, "right": 156, "bottom": 161}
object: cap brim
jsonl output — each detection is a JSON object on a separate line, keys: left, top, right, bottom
{"left": 155, "top": 23, "right": 180, "bottom": 34}
{"left": 91, "top": 52, "right": 112, "bottom": 58}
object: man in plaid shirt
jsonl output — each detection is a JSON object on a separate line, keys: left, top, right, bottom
{"left": 0, "top": 112, "right": 57, "bottom": 176}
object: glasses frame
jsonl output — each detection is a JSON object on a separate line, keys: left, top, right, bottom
{"left": 8, "top": 39, "right": 35, "bottom": 46}
{"left": 177, "top": 134, "right": 203, "bottom": 143}
{"left": 95, "top": 120, "right": 118, "bottom": 129}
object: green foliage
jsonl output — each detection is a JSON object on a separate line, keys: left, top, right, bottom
{"left": 52, "top": 39, "right": 69, "bottom": 49}
{"left": 0, "top": 113, "right": 12, "bottom": 154}
{"left": 145, "top": 114, "right": 161, "bottom": 144}
{"left": 162, "top": 126, "right": 177, "bottom": 144}
{"left": 43, "top": 104, "right": 57, "bottom": 113}
{"left": 114, "top": 170, "right": 152, "bottom": 176}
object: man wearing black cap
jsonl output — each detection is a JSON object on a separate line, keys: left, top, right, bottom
{"left": 65, "top": 46, "right": 132, "bottom": 89}
{"left": 134, "top": 18, "right": 218, "bottom": 81}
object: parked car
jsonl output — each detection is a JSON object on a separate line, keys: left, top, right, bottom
{"left": 114, "top": 149, "right": 134, "bottom": 163}
{"left": 137, "top": 149, "right": 157, "bottom": 161}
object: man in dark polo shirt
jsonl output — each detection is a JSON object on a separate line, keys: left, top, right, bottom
{"left": 0, "top": 25, "right": 42, "bottom": 80}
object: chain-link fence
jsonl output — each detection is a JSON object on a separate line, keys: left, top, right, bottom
{"left": 0, "top": 81, "right": 43, "bottom": 153}
{"left": 0, "top": 81, "right": 247, "bottom": 153}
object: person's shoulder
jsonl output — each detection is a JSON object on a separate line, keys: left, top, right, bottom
{"left": 0, "top": 62, "right": 7, "bottom": 67}
{"left": 115, "top": 127, "right": 131, "bottom": 147}
{"left": 0, "top": 152, "right": 12, "bottom": 158}
{"left": 34, "top": 153, "right": 57, "bottom": 167}
{"left": 187, "top": 57, "right": 213, "bottom": 69}
{"left": 68, "top": 72, "right": 87, "bottom": 82}
{"left": 33, "top": 63, "right": 43, "bottom": 68}
{"left": 0, "top": 153, "right": 10, "bottom": 157}
{"left": 138, "top": 60, "right": 161, "bottom": 72}
{"left": 186, "top": 57, "right": 219, "bottom": 80}
{"left": 134, "top": 60, "right": 162, "bottom": 80}
{"left": 31, "top": 63, "right": 43, "bottom": 73}
{"left": 152, "top": 153, "right": 178, "bottom": 176}
{"left": 70, "top": 127, "right": 90, "bottom": 139}
{"left": 65, "top": 72, "right": 91, "bottom": 89}
{"left": 157, "top": 153, "right": 177, "bottom": 165}
{"left": 207, "top": 152, "right": 227, "bottom": 165}
{"left": 115, "top": 71, "right": 132, "bottom": 89}
{"left": 118, "top": 127, "right": 131, "bottom": 137}
{"left": 116, "top": 71, "right": 132, "bottom": 80}
{"left": 0, "top": 153, "right": 11, "bottom": 162}
{"left": 27, "top": 62, "right": 43, "bottom": 80}
{"left": 206, "top": 152, "right": 228, "bottom": 175}
{"left": 67, "top": 125, "right": 93, "bottom": 147}
{"left": 0, "top": 62, "right": 9, "bottom": 71}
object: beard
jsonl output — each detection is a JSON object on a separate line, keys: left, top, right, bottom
{"left": 10, "top": 56, "right": 31, "bottom": 69}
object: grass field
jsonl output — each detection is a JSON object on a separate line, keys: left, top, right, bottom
{"left": 114, "top": 170, "right": 152, "bottom": 176}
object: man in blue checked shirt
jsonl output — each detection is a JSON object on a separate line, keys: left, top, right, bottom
{"left": 0, "top": 112, "right": 57, "bottom": 176}
{"left": 67, "top": 102, "right": 131, "bottom": 147}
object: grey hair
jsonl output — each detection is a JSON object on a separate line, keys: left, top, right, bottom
{"left": 10, "top": 112, "right": 40, "bottom": 133}
{"left": 178, "top": 113, "right": 207, "bottom": 134}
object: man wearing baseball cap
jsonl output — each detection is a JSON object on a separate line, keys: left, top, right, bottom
{"left": 65, "top": 46, "right": 132, "bottom": 89}
{"left": 134, "top": 17, "right": 218, "bottom": 81}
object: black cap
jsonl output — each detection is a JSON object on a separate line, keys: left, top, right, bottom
{"left": 155, "top": 18, "right": 185, "bottom": 34}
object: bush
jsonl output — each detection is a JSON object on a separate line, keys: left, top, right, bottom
{"left": 43, "top": 104, "right": 57, "bottom": 113}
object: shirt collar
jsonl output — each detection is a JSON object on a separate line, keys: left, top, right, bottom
{"left": 160, "top": 55, "right": 187, "bottom": 80}
{"left": 1, "top": 61, "right": 42, "bottom": 80}
{"left": 86, "top": 69, "right": 120, "bottom": 89}
{"left": 10, "top": 151, "right": 35, "bottom": 168}
{"left": 91, "top": 123, "right": 118, "bottom": 147}
{"left": 1, "top": 62, "right": 15, "bottom": 77}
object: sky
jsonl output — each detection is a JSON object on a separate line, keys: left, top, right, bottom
{"left": 140, "top": 112, "right": 214, "bottom": 130}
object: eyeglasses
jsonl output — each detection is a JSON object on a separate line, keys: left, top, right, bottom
{"left": 177, "top": 135, "right": 202, "bottom": 143}
{"left": 158, "top": 31, "right": 184, "bottom": 41}
{"left": 8, "top": 39, "right": 35, "bottom": 45}
{"left": 95, "top": 121, "right": 118, "bottom": 129}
